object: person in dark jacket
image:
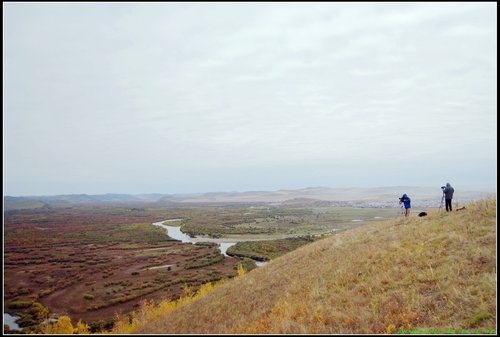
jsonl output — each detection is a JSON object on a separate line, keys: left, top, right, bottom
{"left": 443, "top": 183, "right": 455, "bottom": 212}
{"left": 399, "top": 193, "right": 411, "bottom": 217}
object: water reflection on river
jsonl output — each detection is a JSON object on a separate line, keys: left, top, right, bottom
{"left": 4, "top": 313, "right": 21, "bottom": 331}
{"left": 152, "top": 220, "right": 267, "bottom": 266}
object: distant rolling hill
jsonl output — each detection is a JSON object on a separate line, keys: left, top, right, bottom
{"left": 4, "top": 186, "right": 494, "bottom": 210}
{"left": 3, "top": 193, "right": 166, "bottom": 210}
{"left": 119, "top": 197, "right": 496, "bottom": 334}
{"left": 156, "top": 186, "right": 494, "bottom": 206}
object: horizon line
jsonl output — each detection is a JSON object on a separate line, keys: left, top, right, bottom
{"left": 4, "top": 184, "right": 496, "bottom": 198}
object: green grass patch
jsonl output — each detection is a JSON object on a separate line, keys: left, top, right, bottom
{"left": 226, "top": 236, "right": 317, "bottom": 261}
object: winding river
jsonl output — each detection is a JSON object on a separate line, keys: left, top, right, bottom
{"left": 152, "top": 220, "right": 267, "bottom": 266}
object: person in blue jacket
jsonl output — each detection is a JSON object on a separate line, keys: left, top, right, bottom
{"left": 399, "top": 193, "right": 411, "bottom": 217}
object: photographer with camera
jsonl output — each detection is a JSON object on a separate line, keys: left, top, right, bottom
{"left": 399, "top": 193, "right": 411, "bottom": 217}
{"left": 441, "top": 183, "right": 455, "bottom": 212}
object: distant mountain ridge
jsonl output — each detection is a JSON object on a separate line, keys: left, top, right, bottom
{"left": 4, "top": 186, "right": 495, "bottom": 210}
{"left": 3, "top": 193, "right": 168, "bottom": 210}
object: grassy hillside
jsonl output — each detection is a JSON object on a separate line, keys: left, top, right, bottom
{"left": 117, "top": 198, "right": 496, "bottom": 334}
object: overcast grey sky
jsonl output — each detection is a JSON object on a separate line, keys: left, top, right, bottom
{"left": 3, "top": 2, "right": 497, "bottom": 196}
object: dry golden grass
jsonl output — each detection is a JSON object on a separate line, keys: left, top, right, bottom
{"left": 119, "top": 198, "right": 496, "bottom": 334}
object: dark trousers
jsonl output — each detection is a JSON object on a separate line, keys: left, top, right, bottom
{"left": 445, "top": 198, "right": 452, "bottom": 212}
